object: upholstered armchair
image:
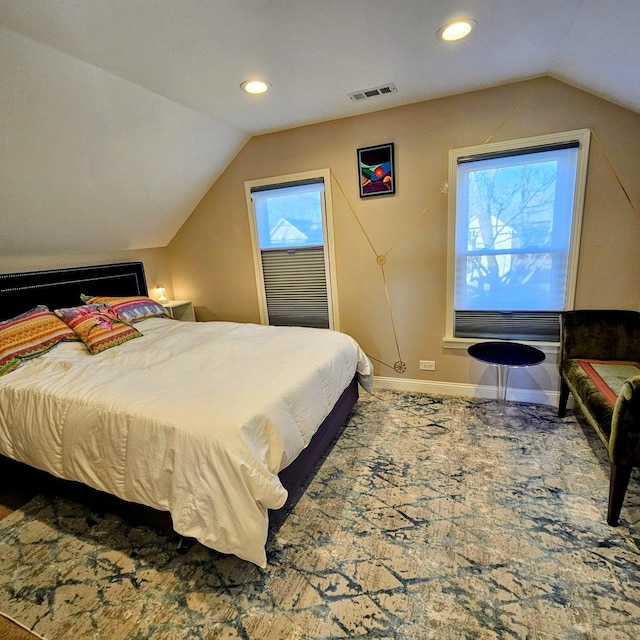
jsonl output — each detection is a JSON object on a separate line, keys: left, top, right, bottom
{"left": 558, "top": 310, "right": 640, "bottom": 526}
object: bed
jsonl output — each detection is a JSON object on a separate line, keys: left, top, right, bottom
{"left": 0, "top": 262, "right": 373, "bottom": 566}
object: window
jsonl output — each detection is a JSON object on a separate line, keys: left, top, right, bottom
{"left": 447, "top": 130, "right": 590, "bottom": 342}
{"left": 245, "top": 169, "right": 339, "bottom": 329}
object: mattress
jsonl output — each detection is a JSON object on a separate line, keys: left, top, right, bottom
{"left": 0, "top": 318, "right": 373, "bottom": 566}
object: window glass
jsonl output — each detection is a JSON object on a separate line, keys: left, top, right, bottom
{"left": 456, "top": 147, "right": 578, "bottom": 312}
{"left": 252, "top": 183, "right": 324, "bottom": 250}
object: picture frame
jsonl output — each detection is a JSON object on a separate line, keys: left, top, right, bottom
{"left": 357, "top": 142, "right": 395, "bottom": 198}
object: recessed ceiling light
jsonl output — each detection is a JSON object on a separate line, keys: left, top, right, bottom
{"left": 240, "top": 80, "right": 271, "bottom": 95}
{"left": 437, "top": 19, "right": 476, "bottom": 42}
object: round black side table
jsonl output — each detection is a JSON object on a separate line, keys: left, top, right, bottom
{"left": 467, "top": 341, "right": 546, "bottom": 403}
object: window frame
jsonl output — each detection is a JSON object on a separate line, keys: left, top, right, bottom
{"left": 244, "top": 168, "right": 340, "bottom": 331}
{"left": 444, "top": 129, "right": 591, "bottom": 349}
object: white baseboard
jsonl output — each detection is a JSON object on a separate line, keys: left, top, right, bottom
{"left": 373, "top": 375, "right": 561, "bottom": 407}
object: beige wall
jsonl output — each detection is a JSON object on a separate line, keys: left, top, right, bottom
{"left": 168, "top": 77, "right": 640, "bottom": 397}
{"left": 0, "top": 248, "right": 173, "bottom": 301}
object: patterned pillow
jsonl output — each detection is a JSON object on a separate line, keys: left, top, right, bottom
{"left": 55, "top": 304, "right": 142, "bottom": 354}
{"left": 80, "top": 295, "right": 169, "bottom": 324}
{"left": 0, "top": 305, "right": 77, "bottom": 376}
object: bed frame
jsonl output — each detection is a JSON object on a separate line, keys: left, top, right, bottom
{"left": 0, "top": 261, "right": 358, "bottom": 538}
{"left": 0, "top": 261, "right": 149, "bottom": 321}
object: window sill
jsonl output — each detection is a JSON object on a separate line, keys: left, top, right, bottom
{"left": 442, "top": 336, "right": 560, "bottom": 356}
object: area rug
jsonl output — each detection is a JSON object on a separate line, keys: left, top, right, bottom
{"left": 1, "top": 391, "right": 640, "bottom": 639}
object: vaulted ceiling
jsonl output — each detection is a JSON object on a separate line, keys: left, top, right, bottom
{"left": 2, "top": 0, "right": 639, "bottom": 257}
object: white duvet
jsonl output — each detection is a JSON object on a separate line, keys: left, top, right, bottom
{"left": 0, "top": 318, "right": 373, "bottom": 566}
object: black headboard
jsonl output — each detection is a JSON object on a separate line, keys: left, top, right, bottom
{"left": 0, "top": 262, "right": 148, "bottom": 321}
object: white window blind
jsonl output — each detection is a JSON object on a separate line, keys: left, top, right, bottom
{"left": 452, "top": 138, "right": 586, "bottom": 341}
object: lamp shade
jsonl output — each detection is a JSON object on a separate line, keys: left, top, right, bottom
{"left": 156, "top": 284, "right": 168, "bottom": 303}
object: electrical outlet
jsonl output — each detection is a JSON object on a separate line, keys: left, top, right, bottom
{"left": 419, "top": 360, "right": 436, "bottom": 371}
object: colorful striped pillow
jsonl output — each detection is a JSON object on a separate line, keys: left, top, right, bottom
{"left": 55, "top": 304, "right": 142, "bottom": 354}
{"left": 0, "top": 305, "right": 77, "bottom": 376}
{"left": 80, "top": 295, "right": 169, "bottom": 324}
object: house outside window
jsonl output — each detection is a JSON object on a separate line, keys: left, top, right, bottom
{"left": 446, "top": 129, "right": 591, "bottom": 343}
{"left": 245, "top": 169, "right": 339, "bottom": 330}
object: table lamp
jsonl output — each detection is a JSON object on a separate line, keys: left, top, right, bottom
{"left": 156, "top": 284, "right": 169, "bottom": 303}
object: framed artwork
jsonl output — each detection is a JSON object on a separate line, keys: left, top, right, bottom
{"left": 357, "top": 142, "right": 395, "bottom": 198}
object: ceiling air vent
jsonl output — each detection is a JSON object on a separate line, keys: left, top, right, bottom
{"left": 348, "top": 83, "right": 397, "bottom": 101}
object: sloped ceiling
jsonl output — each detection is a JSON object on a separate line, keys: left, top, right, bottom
{"left": 1, "top": 0, "right": 639, "bottom": 257}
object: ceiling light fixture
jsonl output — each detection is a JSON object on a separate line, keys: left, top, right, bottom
{"left": 240, "top": 79, "right": 271, "bottom": 95}
{"left": 437, "top": 18, "right": 476, "bottom": 42}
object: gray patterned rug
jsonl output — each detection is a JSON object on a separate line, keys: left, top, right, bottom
{"left": 1, "top": 390, "right": 639, "bottom": 639}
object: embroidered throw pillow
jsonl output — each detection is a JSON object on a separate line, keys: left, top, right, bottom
{"left": 55, "top": 304, "right": 142, "bottom": 354}
{"left": 80, "top": 295, "right": 169, "bottom": 324}
{"left": 0, "top": 305, "right": 77, "bottom": 376}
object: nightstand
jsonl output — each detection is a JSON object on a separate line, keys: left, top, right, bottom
{"left": 163, "top": 300, "right": 195, "bottom": 322}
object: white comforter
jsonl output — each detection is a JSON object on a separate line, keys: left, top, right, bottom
{"left": 0, "top": 319, "right": 372, "bottom": 566}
